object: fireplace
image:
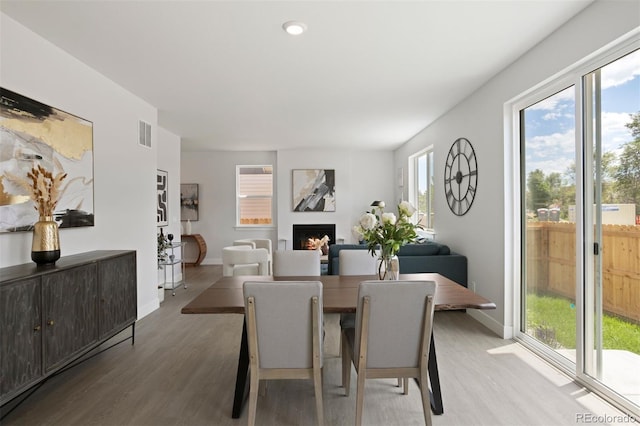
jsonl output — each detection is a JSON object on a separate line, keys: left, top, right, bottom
{"left": 293, "top": 224, "right": 336, "bottom": 251}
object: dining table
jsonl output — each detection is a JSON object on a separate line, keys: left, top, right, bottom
{"left": 181, "top": 272, "right": 496, "bottom": 419}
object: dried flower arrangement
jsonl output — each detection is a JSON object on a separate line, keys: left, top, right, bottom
{"left": 5, "top": 161, "right": 67, "bottom": 218}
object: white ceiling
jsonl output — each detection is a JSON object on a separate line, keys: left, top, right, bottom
{"left": 1, "top": 0, "right": 593, "bottom": 152}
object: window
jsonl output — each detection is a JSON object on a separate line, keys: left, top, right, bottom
{"left": 236, "top": 165, "right": 273, "bottom": 226}
{"left": 409, "top": 148, "right": 435, "bottom": 230}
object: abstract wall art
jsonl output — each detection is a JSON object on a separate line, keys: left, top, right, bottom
{"left": 180, "top": 183, "right": 199, "bottom": 221}
{"left": 292, "top": 169, "right": 336, "bottom": 212}
{"left": 0, "top": 88, "right": 94, "bottom": 232}
{"left": 157, "top": 169, "right": 168, "bottom": 226}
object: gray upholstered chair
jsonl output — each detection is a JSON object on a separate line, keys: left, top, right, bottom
{"left": 341, "top": 280, "right": 436, "bottom": 426}
{"left": 222, "top": 246, "right": 269, "bottom": 277}
{"left": 234, "top": 239, "right": 273, "bottom": 274}
{"left": 338, "top": 249, "right": 378, "bottom": 355}
{"left": 243, "top": 281, "right": 324, "bottom": 426}
{"left": 273, "top": 250, "right": 321, "bottom": 276}
{"left": 338, "top": 249, "right": 377, "bottom": 275}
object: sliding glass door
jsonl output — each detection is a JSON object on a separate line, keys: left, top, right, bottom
{"left": 519, "top": 47, "right": 639, "bottom": 415}
{"left": 582, "top": 49, "right": 640, "bottom": 410}
{"left": 521, "top": 86, "right": 577, "bottom": 364}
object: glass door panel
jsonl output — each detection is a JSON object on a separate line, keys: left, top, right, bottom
{"left": 584, "top": 49, "right": 640, "bottom": 408}
{"left": 521, "top": 86, "right": 577, "bottom": 362}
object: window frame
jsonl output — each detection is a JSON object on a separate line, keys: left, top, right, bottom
{"left": 235, "top": 165, "right": 274, "bottom": 228}
{"left": 409, "top": 146, "right": 435, "bottom": 231}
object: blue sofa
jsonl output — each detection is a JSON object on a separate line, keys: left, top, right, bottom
{"left": 327, "top": 242, "right": 467, "bottom": 287}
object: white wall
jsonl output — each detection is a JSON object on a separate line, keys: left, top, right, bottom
{"left": 277, "top": 149, "right": 395, "bottom": 250}
{"left": 180, "top": 150, "right": 277, "bottom": 263}
{"left": 0, "top": 14, "right": 174, "bottom": 319}
{"left": 180, "top": 148, "right": 395, "bottom": 263}
{"left": 157, "top": 127, "right": 183, "bottom": 285}
{"left": 394, "top": 0, "right": 640, "bottom": 337}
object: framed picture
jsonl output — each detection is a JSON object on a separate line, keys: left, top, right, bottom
{"left": 292, "top": 169, "right": 335, "bottom": 212}
{"left": 0, "top": 87, "right": 95, "bottom": 232}
{"left": 157, "top": 169, "right": 168, "bottom": 226}
{"left": 180, "top": 183, "right": 199, "bottom": 221}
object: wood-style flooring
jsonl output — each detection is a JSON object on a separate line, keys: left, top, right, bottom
{"left": 1, "top": 265, "right": 629, "bottom": 425}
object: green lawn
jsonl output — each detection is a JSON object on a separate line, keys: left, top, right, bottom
{"left": 526, "top": 293, "right": 640, "bottom": 355}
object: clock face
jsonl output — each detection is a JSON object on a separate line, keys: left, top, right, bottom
{"left": 444, "top": 138, "right": 478, "bottom": 216}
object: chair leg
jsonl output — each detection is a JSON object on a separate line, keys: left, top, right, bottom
{"left": 419, "top": 369, "right": 432, "bottom": 426}
{"left": 313, "top": 366, "right": 325, "bottom": 426}
{"left": 248, "top": 370, "right": 259, "bottom": 426}
{"left": 403, "top": 377, "right": 409, "bottom": 395}
{"left": 355, "top": 371, "right": 366, "bottom": 426}
{"left": 341, "top": 331, "right": 351, "bottom": 395}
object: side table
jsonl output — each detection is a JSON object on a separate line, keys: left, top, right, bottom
{"left": 159, "top": 242, "right": 187, "bottom": 296}
{"left": 181, "top": 234, "right": 207, "bottom": 266}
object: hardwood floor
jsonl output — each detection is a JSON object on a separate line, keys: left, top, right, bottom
{"left": 1, "top": 265, "right": 629, "bottom": 425}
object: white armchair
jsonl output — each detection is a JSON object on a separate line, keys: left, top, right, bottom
{"left": 222, "top": 246, "right": 269, "bottom": 277}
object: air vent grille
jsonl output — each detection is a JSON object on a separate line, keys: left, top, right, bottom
{"left": 139, "top": 120, "right": 151, "bottom": 148}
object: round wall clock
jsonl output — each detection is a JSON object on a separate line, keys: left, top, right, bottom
{"left": 444, "top": 137, "right": 478, "bottom": 216}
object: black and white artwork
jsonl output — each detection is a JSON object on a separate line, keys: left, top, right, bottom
{"left": 0, "top": 87, "right": 94, "bottom": 232}
{"left": 292, "top": 169, "right": 335, "bottom": 212}
{"left": 157, "top": 169, "right": 168, "bottom": 226}
{"left": 180, "top": 183, "right": 198, "bottom": 221}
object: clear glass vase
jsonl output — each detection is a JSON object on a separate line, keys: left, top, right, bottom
{"left": 378, "top": 255, "right": 399, "bottom": 280}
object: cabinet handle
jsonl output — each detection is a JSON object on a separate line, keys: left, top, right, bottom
{"left": 34, "top": 325, "right": 41, "bottom": 332}
{"left": 47, "top": 320, "right": 54, "bottom": 326}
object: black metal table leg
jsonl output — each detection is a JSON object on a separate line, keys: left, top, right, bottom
{"left": 232, "top": 318, "right": 250, "bottom": 419}
{"left": 428, "top": 332, "right": 444, "bottom": 415}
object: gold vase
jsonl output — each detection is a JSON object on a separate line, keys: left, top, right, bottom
{"left": 32, "top": 216, "right": 60, "bottom": 265}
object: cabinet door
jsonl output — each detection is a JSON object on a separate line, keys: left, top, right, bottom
{"left": 42, "top": 264, "right": 98, "bottom": 372}
{"left": 0, "top": 278, "right": 42, "bottom": 402}
{"left": 98, "top": 252, "right": 137, "bottom": 338}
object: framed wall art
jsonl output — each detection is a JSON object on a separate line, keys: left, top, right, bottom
{"left": 157, "top": 169, "right": 168, "bottom": 226}
{"left": 0, "top": 87, "right": 95, "bottom": 232}
{"left": 292, "top": 169, "right": 335, "bottom": 212}
{"left": 180, "top": 183, "right": 199, "bottom": 221}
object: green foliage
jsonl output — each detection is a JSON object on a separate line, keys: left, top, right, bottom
{"left": 527, "top": 111, "right": 640, "bottom": 216}
{"left": 354, "top": 201, "right": 419, "bottom": 259}
{"left": 526, "top": 294, "right": 640, "bottom": 355}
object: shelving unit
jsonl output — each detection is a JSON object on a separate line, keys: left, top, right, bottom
{"left": 159, "top": 242, "right": 187, "bottom": 296}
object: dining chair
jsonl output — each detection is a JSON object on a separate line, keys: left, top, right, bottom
{"left": 273, "top": 250, "right": 321, "bottom": 276}
{"left": 338, "top": 249, "right": 378, "bottom": 355}
{"left": 234, "top": 239, "right": 273, "bottom": 274}
{"left": 339, "top": 249, "right": 377, "bottom": 275}
{"left": 222, "top": 246, "right": 269, "bottom": 277}
{"left": 341, "top": 280, "right": 436, "bottom": 426}
{"left": 243, "top": 280, "right": 324, "bottom": 426}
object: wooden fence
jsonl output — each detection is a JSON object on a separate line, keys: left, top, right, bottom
{"left": 526, "top": 222, "right": 640, "bottom": 323}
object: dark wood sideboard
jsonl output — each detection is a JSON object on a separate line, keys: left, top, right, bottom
{"left": 0, "top": 250, "right": 137, "bottom": 407}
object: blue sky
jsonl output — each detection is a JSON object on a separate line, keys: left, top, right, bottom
{"left": 524, "top": 49, "right": 640, "bottom": 177}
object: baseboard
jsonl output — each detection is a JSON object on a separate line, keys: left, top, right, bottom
{"left": 467, "top": 309, "right": 513, "bottom": 339}
{"left": 138, "top": 299, "right": 159, "bottom": 319}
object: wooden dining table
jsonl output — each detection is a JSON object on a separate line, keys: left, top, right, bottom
{"left": 181, "top": 273, "right": 496, "bottom": 419}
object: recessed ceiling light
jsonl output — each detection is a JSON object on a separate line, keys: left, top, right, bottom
{"left": 282, "top": 21, "right": 307, "bottom": 36}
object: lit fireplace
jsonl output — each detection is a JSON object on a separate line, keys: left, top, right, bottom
{"left": 292, "top": 224, "right": 336, "bottom": 253}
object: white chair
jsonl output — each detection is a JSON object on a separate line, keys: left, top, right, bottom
{"left": 273, "top": 250, "right": 321, "bottom": 276}
{"left": 341, "top": 280, "right": 436, "bottom": 426}
{"left": 222, "top": 246, "right": 269, "bottom": 277}
{"left": 338, "top": 249, "right": 377, "bottom": 275}
{"left": 244, "top": 281, "right": 324, "bottom": 426}
{"left": 338, "top": 249, "right": 378, "bottom": 359}
{"left": 234, "top": 239, "right": 274, "bottom": 274}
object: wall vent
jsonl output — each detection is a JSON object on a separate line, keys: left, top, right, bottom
{"left": 139, "top": 120, "right": 151, "bottom": 148}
